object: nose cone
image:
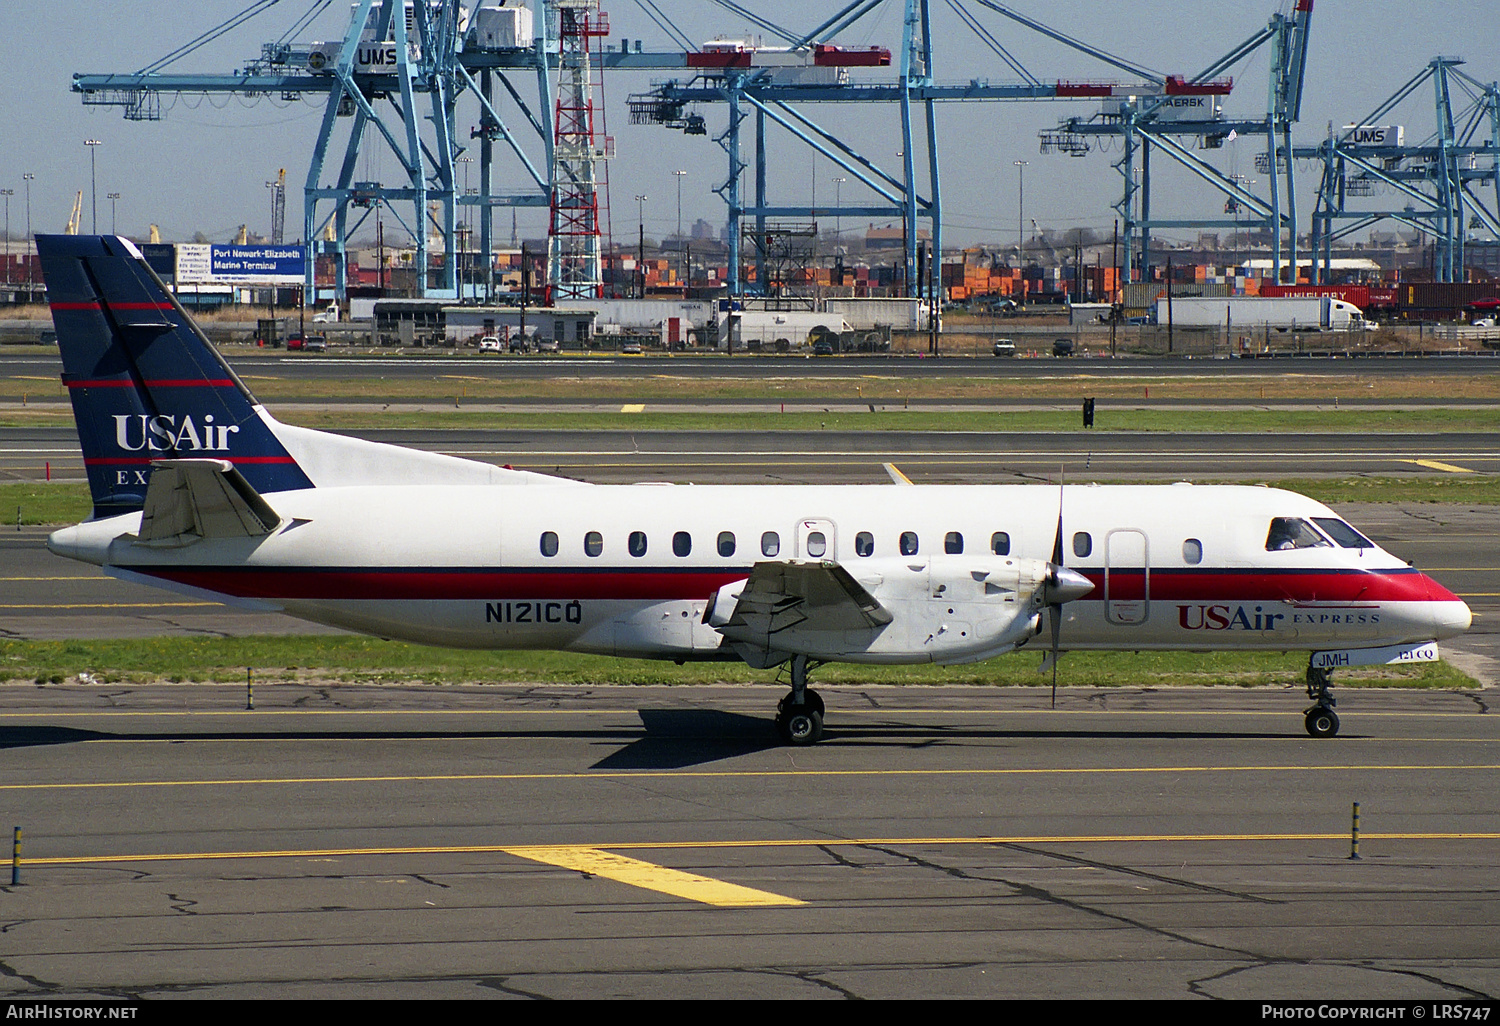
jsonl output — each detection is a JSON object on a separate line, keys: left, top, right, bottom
{"left": 1046, "top": 566, "right": 1095, "bottom": 605}
{"left": 1433, "top": 599, "right": 1473, "bottom": 640}
{"left": 1418, "top": 573, "right": 1472, "bottom": 640}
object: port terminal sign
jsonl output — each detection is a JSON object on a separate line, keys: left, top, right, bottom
{"left": 175, "top": 244, "right": 307, "bottom": 285}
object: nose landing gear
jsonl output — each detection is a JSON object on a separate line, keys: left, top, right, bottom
{"left": 1304, "top": 664, "right": 1340, "bottom": 738}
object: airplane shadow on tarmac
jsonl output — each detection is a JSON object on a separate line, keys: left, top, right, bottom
{"left": 1, "top": 715, "right": 1304, "bottom": 770}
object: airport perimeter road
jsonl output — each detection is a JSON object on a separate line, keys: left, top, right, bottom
{"left": 7, "top": 350, "right": 1500, "bottom": 383}
{"left": 0, "top": 683, "right": 1495, "bottom": 1000}
{"left": 5, "top": 426, "right": 1500, "bottom": 485}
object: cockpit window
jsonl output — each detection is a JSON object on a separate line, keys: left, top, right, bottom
{"left": 1266, "top": 517, "right": 1331, "bottom": 551}
{"left": 1312, "top": 517, "right": 1374, "bottom": 549}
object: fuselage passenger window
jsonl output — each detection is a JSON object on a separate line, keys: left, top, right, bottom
{"left": 761, "top": 531, "right": 780, "bottom": 557}
{"left": 540, "top": 531, "right": 559, "bottom": 557}
{"left": 1183, "top": 538, "right": 1203, "bottom": 565}
{"left": 1073, "top": 532, "right": 1092, "bottom": 558}
{"left": 855, "top": 531, "right": 875, "bottom": 557}
{"left": 991, "top": 532, "right": 1011, "bottom": 556}
{"left": 900, "top": 531, "right": 919, "bottom": 556}
{"left": 584, "top": 531, "right": 603, "bottom": 557}
{"left": 673, "top": 531, "right": 692, "bottom": 557}
{"left": 806, "top": 531, "right": 827, "bottom": 558}
{"left": 945, "top": 531, "right": 963, "bottom": 554}
{"left": 717, "top": 531, "right": 736, "bottom": 557}
{"left": 629, "top": 531, "right": 648, "bottom": 557}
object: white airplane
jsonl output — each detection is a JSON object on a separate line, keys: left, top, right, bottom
{"left": 39, "top": 235, "right": 1472, "bottom": 743}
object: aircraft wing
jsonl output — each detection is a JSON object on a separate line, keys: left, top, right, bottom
{"left": 136, "top": 458, "right": 282, "bottom": 546}
{"left": 716, "top": 560, "right": 893, "bottom": 649}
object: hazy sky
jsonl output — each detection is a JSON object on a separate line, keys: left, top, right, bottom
{"left": 2, "top": 1, "right": 1497, "bottom": 249}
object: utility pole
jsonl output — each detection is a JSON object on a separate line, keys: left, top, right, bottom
{"left": 22, "top": 174, "right": 33, "bottom": 294}
{"left": 673, "top": 169, "right": 687, "bottom": 284}
{"left": 84, "top": 140, "right": 102, "bottom": 234}
{"left": 0, "top": 190, "right": 10, "bottom": 284}
{"left": 456, "top": 155, "right": 473, "bottom": 303}
{"left": 108, "top": 193, "right": 120, "bottom": 235}
{"left": 1111, "top": 219, "right": 1119, "bottom": 358}
{"left": 635, "top": 194, "right": 647, "bottom": 299}
{"left": 1165, "top": 256, "right": 1174, "bottom": 355}
{"left": 831, "top": 176, "right": 846, "bottom": 248}
{"left": 1014, "top": 160, "right": 1027, "bottom": 267}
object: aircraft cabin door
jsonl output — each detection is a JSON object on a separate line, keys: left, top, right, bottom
{"left": 798, "top": 518, "right": 837, "bottom": 560}
{"left": 1104, "top": 529, "right": 1149, "bottom": 625}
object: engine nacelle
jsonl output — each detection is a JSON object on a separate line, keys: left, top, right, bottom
{"left": 851, "top": 555, "right": 1054, "bottom": 664}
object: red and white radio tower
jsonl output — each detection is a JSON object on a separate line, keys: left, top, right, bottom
{"left": 547, "top": 0, "right": 612, "bottom": 302}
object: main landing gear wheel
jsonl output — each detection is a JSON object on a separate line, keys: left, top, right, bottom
{"left": 1304, "top": 706, "right": 1340, "bottom": 738}
{"left": 777, "top": 704, "right": 824, "bottom": 745}
{"left": 1304, "top": 663, "right": 1340, "bottom": 738}
{"left": 774, "top": 655, "right": 825, "bottom": 745}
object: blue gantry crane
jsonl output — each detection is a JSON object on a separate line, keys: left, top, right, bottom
{"left": 1298, "top": 57, "right": 1500, "bottom": 284}
{"left": 626, "top": 0, "right": 1318, "bottom": 294}
{"left": 73, "top": 0, "right": 688, "bottom": 300}
{"left": 1035, "top": 0, "right": 1316, "bottom": 284}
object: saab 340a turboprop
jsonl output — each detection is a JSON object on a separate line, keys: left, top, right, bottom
{"left": 38, "top": 235, "right": 1471, "bottom": 743}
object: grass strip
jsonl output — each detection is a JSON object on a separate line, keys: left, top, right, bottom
{"left": 4, "top": 475, "right": 1498, "bottom": 528}
{"left": 1, "top": 481, "right": 92, "bottom": 526}
{"left": 272, "top": 407, "right": 1500, "bottom": 434}
{"left": 0, "top": 636, "right": 1473, "bottom": 689}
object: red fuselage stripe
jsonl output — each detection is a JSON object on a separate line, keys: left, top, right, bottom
{"left": 120, "top": 567, "right": 1460, "bottom": 605}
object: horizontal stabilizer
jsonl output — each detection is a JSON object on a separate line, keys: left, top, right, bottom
{"left": 136, "top": 458, "right": 282, "bottom": 546}
{"left": 717, "top": 559, "right": 892, "bottom": 649}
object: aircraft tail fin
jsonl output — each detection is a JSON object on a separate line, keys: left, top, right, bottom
{"left": 38, "top": 234, "right": 313, "bottom": 520}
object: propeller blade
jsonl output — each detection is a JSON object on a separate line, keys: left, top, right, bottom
{"left": 1048, "top": 470, "right": 1067, "bottom": 710}
{"left": 1050, "top": 602, "right": 1061, "bottom": 708}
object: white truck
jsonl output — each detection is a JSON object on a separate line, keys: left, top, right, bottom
{"left": 1153, "top": 296, "right": 1366, "bottom": 331}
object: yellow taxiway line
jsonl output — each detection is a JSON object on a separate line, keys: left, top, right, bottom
{"left": 506, "top": 846, "right": 803, "bottom": 907}
{"left": 0, "top": 602, "right": 222, "bottom": 610}
{"left": 19, "top": 833, "right": 1500, "bottom": 907}
{"left": 4, "top": 763, "right": 1497, "bottom": 792}
{"left": 1400, "top": 458, "right": 1476, "bottom": 473}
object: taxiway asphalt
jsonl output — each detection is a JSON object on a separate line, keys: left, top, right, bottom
{"left": 5, "top": 426, "right": 1500, "bottom": 486}
{"left": 0, "top": 681, "right": 1496, "bottom": 999}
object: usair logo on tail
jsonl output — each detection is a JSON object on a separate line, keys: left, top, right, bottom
{"left": 113, "top": 414, "right": 240, "bottom": 452}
